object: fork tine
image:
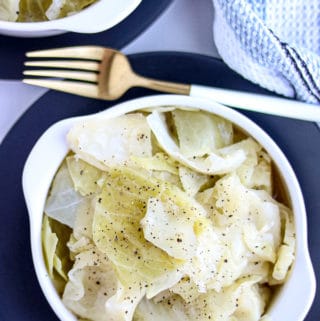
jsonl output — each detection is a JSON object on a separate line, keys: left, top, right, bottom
{"left": 23, "top": 69, "right": 98, "bottom": 82}
{"left": 24, "top": 60, "right": 99, "bottom": 71}
{"left": 23, "top": 79, "right": 99, "bottom": 98}
{"left": 26, "top": 46, "right": 107, "bottom": 60}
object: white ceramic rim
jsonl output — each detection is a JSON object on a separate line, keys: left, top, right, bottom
{"left": 22, "top": 94, "right": 316, "bottom": 321}
{"left": 0, "top": 0, "right": 142, "bottom": 34}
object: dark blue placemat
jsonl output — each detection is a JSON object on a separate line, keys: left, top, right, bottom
{"left": 0, "top": 52, "right": 318, "bottom": 320}
{"left": 0, "top": 0, "right": 172, "bottom": 80}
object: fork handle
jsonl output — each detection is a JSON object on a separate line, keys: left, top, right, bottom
{"left": 136, "top": 75, "right": 191, "bottom": 95}
{"left": 137, "top": 75, "right": 320, "bottom": 122}
{"left": 190, "top": 85, "right": 320, "bottom": 122}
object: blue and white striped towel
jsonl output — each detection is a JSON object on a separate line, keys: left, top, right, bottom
{"left": 212, "top": 0, "right": 320, "bottom": 104}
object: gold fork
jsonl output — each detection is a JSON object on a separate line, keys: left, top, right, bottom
{"left": 23, "top": 46, "right": 320, "bottom": 122}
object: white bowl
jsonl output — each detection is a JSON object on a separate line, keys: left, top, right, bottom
{"left": 22, "top": 95, "right": 316, "bottom": 321}
{"left": 0, "top": 0, "right": 141, "bottom": 37}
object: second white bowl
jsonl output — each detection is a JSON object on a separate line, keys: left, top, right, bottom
{"left": 0, "top": 0, "right": 142, "bottom": 37}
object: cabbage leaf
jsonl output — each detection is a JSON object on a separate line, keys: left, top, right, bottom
{"left": 42, "top": 215, "right": 72, "bottom": 294}
{"left": 46, "top": 0, "right": 96, "bottom": 20}
{"left": 130, "top": 152, "right": 181, "bottom": 186}
{"left": 196, "top": 174, "right": 282, "bottom": 290}
{"left": 92, "top": 167, "right": 185, "bottom": 298}
{"left": 141, "top": 193, "right": 224, "bottom": 292}
{"left": 63, "top": 247, "right": 118, "bottom": 321}
{"left": 0, "top": 0, "right": 19, "bottom": 21}
{"left": 147, "top": 111, "right": 246, "bottom": 175}
{"left": 233, "top": 139, "right": 272, "bottom": 193}
{"left": 178, "top": 166, "right": 209, "bottom": 196}
{"left": 105, "top": 283, "right": 146, "bottom": 321}
{"left": 141, "top": 197, "right": 198, "bottom": 260}
{"left": 131, "top": 152, "right": 179, "bottom": 175}
{"left": 135, "top": 276, "right": 268, "bottom": 321}
{"left": 66, "top": 155, "right": 105, "bottom": 197}
{"left": 189, "top": 277, "right": 268, "bottom": 321}
{"left": 134, "top": 296, "right": 189, "bottom": 321}
{"left": 42, "top": 215, "right": 58, "bottom": 279}
{"left": 172, "top": 109, "right": 233, "bottom": 157}
{"left": 0, "top": 0, "right": 98, "bottom": 22}
{"left": 272, "top": 205, "right": 295, "bottom": 281}
{"left": 67, "top": 113, "right": 152, "bottom": 171}
{"left": 17, "top": 0, "right": 51, "bottom": 22}
{"left": 45, "top": 161, "right": 86, "bottom": 228}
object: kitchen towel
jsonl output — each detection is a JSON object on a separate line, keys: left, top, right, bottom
{"left": 212, "top": 0, "right": 320, "bottom": 103}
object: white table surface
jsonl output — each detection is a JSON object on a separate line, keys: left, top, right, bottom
{"left": 0, "top": 0, "right": 219, "bottom": 144}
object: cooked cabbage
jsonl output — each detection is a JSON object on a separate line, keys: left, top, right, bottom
{"left": 131, "top": 152, "right": 179, "bottom": 175}
{"left": 42, "top": 215, "right": 72, "bottom": 293}
{"left": 0, "top": 0, "right": 98, "bottom": 22}
{"left": 17, "top": 0, "right": 51, "bottom": 22}
{"left": 46, "top": 0, "right": 96, "bottom": 20}
{"left": 188, "top": 277, "right": 268, "bottom": 321}
{"left": 147, "top": 111, "right": 247, "bottom": 175}
{"left": 43, "top": 108, "right": 295, "bottom": 321}
{"left": 67, "top": 113, "right": 152, "bottom": 171}
{"left": 62, "top": 247, "right": 119, "bottom": 321}
{"left": 92, "top": 167, "right": 185, "bottom": 298}
{"left": 172, "top": 109, "right": 233, "bottom": 157}
{"left": 178, "top": 166, "right": 209, "bottom": 197}
{"left": 135, "top": 276, "right": 269, "bottom": 321}
{"left": 66, "top": 155, "right": 105, "bottom": 197}
{"left": 134, "top": 295, "right": 189, "bottom": 321}
{"left": 42, "top": 215, "right": 59, "bottom": 279}
{"left": 44, "top": 161, "right": 86, "bottom": 228}
{"left": 271, "top": 205, "right": 295, "bottom": 281}
{"left": 0, "top": 0, "right": 19, "bottom": 22}
{"left": 141, "top": 197, "right": 198, "bottom": 260}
